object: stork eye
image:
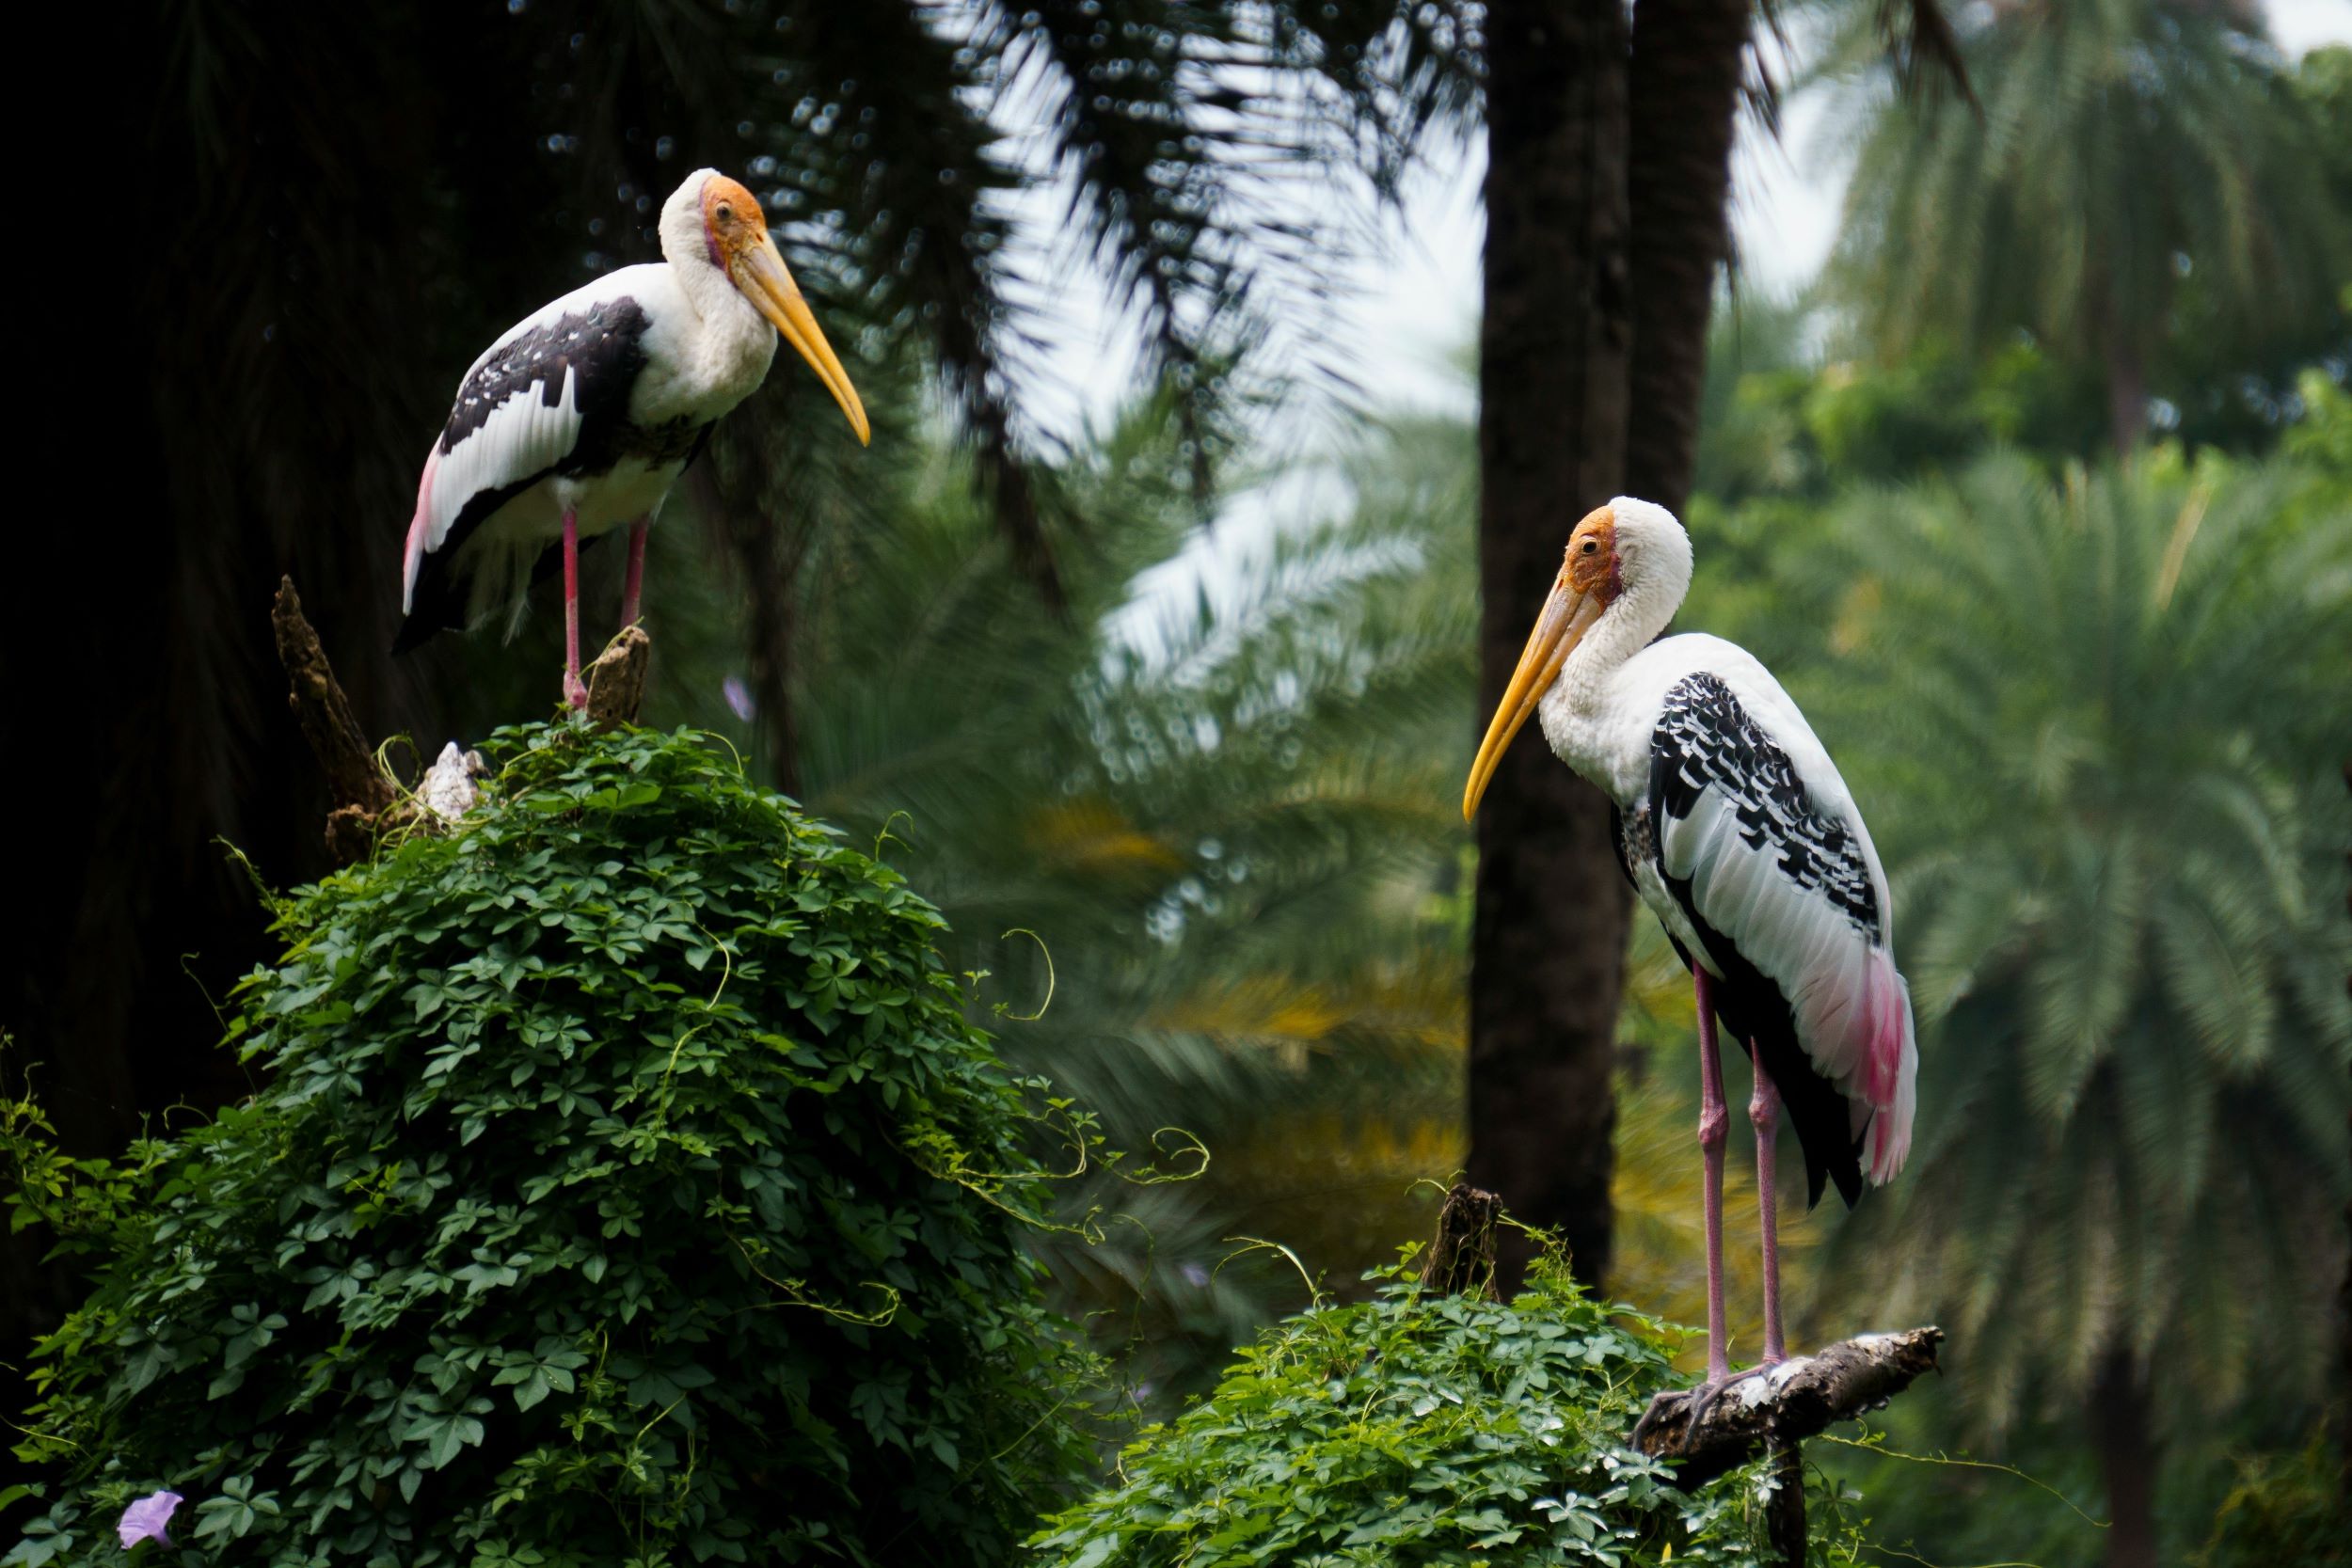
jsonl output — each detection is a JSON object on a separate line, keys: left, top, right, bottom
{"left": 1581, "top": 540, "right": 1597, "bottom": 554}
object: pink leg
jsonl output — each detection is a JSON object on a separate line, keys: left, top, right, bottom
{"left": 620, "top": 518, "right": 648, "bottom": 627}
{"left": 562, "top": 510, "right": 587, "bottom": 710}
{"left": 1750, "top": 1053, "right": 1787, "bottom": 1365}
{"left": 1695, "top": 968, "right": 1731, "bottom": 1383}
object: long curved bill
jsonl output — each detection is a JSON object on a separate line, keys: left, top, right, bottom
{"left": 1462, "top": 577, "right": 1605, "bottom": 822}
{"left": 734, "top": 234, "right": 871, "bottom": 446}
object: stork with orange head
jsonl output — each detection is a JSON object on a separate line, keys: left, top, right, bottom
{"left": 1465, "top": 498, "right": 1919, "bottom": 1423}
{"left": 395, "top": 170, "right": 869, "bottom": 705}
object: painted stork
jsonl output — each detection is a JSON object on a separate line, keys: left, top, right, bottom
{"left": 1462, "top": 498, "right": 1916, "bottom": 1413}
{"left": 394, "top": 169, "right": 869, "bottom": 705}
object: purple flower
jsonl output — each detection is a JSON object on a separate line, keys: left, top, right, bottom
{"left": 722, "top": 675, "right": 756, "bottom": 722}
{"left": 118, "top": 1490, "right": 183, "bottom": 1549}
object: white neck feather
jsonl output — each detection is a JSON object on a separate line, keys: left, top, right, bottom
{"left": 658, "top": 170, "right": 736, "bottom": 325}
{"left": 653, "top": 169, "right": 776, "bottom": 405}
{"left": 1555, "top": 503, "right": 1692, "bottom": 710}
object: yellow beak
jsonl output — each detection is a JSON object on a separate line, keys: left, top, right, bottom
{"left": 1462, "top": 576, "right": 1604, "bottom": 822}
{"left": 733, "top": 233, "right": 871, "bottom": 446}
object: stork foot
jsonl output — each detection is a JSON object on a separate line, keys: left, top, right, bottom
{"left": 563, "top": 671, "right": 590, "bottom": 712}
{"left": 1632, "top": 1365, "right": 1779, "bottom": 1451}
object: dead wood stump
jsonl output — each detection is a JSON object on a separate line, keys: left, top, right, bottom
{"left": 274, "top": 578, "right": 405, "bottom": 863}
{"left": 1420, "top": 1182, "right": 1502, "bottom": 1298}
{"left": 275, "top": 578, "right": 635, "bottom": 862}
{"left": 586, "top": 626, "right": 652, "bottom": 729}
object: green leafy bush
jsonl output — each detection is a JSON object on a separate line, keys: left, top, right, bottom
{"left": 1030, "top": 1251, "right": 1855, "bottom": 1567}
{"left": 5, "top": 724, "right": 1098, "bottom": 1566}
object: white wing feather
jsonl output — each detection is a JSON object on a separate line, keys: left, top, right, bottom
{"left": 1653, "top": 661, "right": 1917, "bottom": 1182}
{"left": 401, "top": 270, "right": 661, "bottom": 614}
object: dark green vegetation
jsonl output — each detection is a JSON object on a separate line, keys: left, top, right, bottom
{"left": 4, "top": 728, "right": 1098, "bottom": 1565}
{"left": 1033, "top": 1252, "right": 1856, "bottom": 1568}
{"left": 2193, "top": 1437, "right": 2352, "bottom": 1566}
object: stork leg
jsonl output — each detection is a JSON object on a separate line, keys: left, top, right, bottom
{"left": 1634, "top": 967, "right": 1734, "bottom": 1449}
{"left": 620, "top": 518, "right": 649, "bottom": 627}
{"left": 1661, "top": 1042, "right": 1794, "bottom": 1439}
{"left": 1695, "top": 968, "right": 1732, "bottom": 1383}
{"left": 1751, "top": 1053, "right": 1787, "bottom": 1366}
{"left": 562, "top": 509, "right": 588, "bottom": 711}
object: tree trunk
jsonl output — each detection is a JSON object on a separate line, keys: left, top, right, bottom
{"left": 1625, "top": 0, "right": 1752, "bottom": 517}
{"left": 1469, "top": 0, "right": 1637, "bottom": 1291}
{"left": 2090, "top": 1347, "right": 2158, "bottom": 1568}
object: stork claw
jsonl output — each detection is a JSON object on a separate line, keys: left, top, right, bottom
{"left": 1632, "top": 1365, "right": 1774, "bottom": 1452}
{"left": 1686, "top": 1364, "right": 1771, "bottom": 1431}
{"left": 564, "top": 672, "right": 590, "bottom": 712}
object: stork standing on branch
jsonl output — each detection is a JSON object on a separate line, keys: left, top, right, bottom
{"left": 395, "top": 169, "right": 869, "bottom": 706}
{"left": 1463, "top": 499, "right": 1918, "bottom": 1421}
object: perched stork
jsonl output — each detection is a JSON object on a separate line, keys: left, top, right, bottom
{"left": 1462, "top": 498, "right": 1916, "bottom": 1411}
{"left": 395, "top": 169, "right": 869, "bottom": 705}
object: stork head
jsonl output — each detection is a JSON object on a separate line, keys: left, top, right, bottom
{"left": 663, "top": 171, "right": 870, "bottom": 446}
{"left": 1461, "top": 498, "right": 1692, "bottom": 822}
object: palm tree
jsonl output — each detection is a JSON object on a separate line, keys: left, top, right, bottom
{"left": 1804, "top": 453, "right": 2352, "bottom": 1568}
{"left": 1825, "top": 0, "right": 2347, "bottom": 457}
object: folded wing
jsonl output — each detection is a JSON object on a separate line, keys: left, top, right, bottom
{"left": 1648, "top": 670, "right": 1916, "bottom": 1199}
{"left": 395, "top": 289, "right": 653, "bottom": 651}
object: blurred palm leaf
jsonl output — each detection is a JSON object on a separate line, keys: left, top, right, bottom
{"left": 1818, "top": 0, "right": 2347, "bottom": 451}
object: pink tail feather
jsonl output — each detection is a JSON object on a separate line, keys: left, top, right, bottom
{"left": 402, "top": 442, "right": 441, "bottom": 614}
{"left": 1860, "top": 949, "right": 1916, "bottom": 1183}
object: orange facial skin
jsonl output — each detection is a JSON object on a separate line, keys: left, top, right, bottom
{"left": 1564, "top": 503, "right": 1622, "bottom": 603}
{"left": 699, "top": 175, "right": 768, "bottom": 268}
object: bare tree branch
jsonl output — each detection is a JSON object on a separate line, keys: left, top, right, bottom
{"left": 1632, "top": 1326, "right": 1946, "bottom": 1490}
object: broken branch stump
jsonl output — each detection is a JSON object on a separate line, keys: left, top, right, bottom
{"left": 274, "top": 579, "right": 655, "bottom": 861}
{"left": 586, "top": 626, "right": 651, "bottom": 729}
{"left": 1420, "top": 1183, "right": 1502, "bottom": 1298}
{"left": 273, "top": 578, "right": 402, "bottom": 863}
